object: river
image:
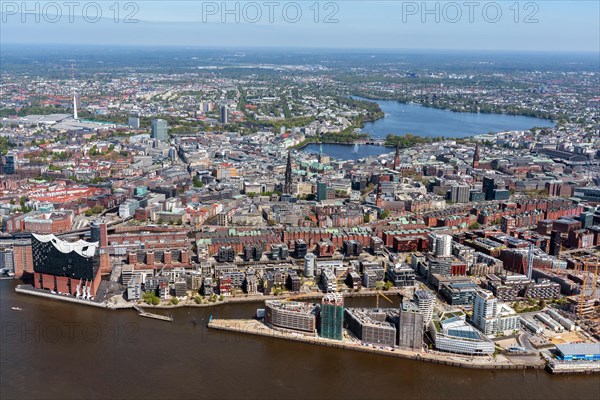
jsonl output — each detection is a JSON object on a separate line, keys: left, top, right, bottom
{"left": 1, "top": 280, "right": 598, "bottom": 400}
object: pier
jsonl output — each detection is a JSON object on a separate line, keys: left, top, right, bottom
{"left": 133, "top": 304, "right": 173, "bottom": 322}
{"left": 208, "top": 319, "right": 546, "bottom": 372}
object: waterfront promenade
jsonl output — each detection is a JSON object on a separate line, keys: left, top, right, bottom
{"left": 208, "top": 318, "right": 545, "bottom": 371}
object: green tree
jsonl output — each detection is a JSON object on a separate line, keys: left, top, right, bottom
{"left": 192, "top": 176, "right": 204, "bottom": 188}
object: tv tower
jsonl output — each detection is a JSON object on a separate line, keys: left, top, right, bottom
{"left": 72, "top": 63, "right": 78, "bottom": 120}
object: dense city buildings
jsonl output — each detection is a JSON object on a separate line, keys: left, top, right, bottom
{"left": 0, "top": 45, "right": 599, "bottom": 386}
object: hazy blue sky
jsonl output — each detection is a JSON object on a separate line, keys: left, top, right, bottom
{"left": 1, "top": 1, "right": 598, "bottom": 51}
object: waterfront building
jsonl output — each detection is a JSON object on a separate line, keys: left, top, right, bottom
{"left": 414, "top": 290, "right": 435, "bottom": 327}
{"left": 430, "top": 312, "right": 494, "bottom": 356}
{"left": 556, "top": 343, "right": 600, "bottom": 361}
{"left": 31, "top": 233, "right": 101, "bottom": 297}
{"left": 174, "top": 279, "right": 187, "bottom": 297}
{"left": 320, "top": 293, "right": 344, "bottom": 340}
{"left": 127, "top": 275, "right": 142, "bottom": 300}
{"left": 472, "top": 290, "right": 498, "bottom": 336}
{"left": 265, "top": 300, "right": 319, "bottom": 335}
{"left": 12, "top": 239, "right": 34, "bottom": 278}
{"left": 201, "top": 276, "right": 214, "bottom": 296}
{"left": 344, "top": 308, "right": 397, "bottom": 347}
{"left": 495, "top": 303, "right": 520, "bottom": 334}
{"left": 398, "top": 300, "right": 424, "bottom": 350}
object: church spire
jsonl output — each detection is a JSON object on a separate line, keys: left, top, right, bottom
{"left": 473, "top": 142, "right": 480, "bottom": 169}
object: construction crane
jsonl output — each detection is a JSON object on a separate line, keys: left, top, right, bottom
{"left": 335, "top": 268, "right": 349, "bottom": 290}
{"left": 375, "top": 290, "right": 394, "bottom": 309}
{"left": 282, "top": 293, "right": 308, "bottom": 302}
{"left": 571, "top": 255, "right": 600, "bottom": 317}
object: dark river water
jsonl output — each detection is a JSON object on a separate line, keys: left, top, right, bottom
{"left": 1, "top": 280, "right": 598, "bottom": 400}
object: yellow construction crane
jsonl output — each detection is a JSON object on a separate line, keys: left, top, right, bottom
{"left": 282, "top": 293, "right": 309, "bottom": 302}
{"left": 572, "top": 255, "right": 600, "bottom": 317}
{"left": 375, "top": 290, "right": 394, "bottom": 308}
{"left": 335, "top": 268, "right": 349, "bottom": 290}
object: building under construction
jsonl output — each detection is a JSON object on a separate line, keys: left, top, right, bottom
{"left": 344, "top": 308, "right": 397, "bottom": 347}
{"left": 320, "top": 293, "right": 344, "bottom": 340}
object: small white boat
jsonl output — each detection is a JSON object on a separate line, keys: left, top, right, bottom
{"left": 11, "top": 307, "right": 23, "bottom": 311}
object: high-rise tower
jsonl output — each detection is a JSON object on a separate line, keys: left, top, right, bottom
{"left": 72, "top": 63, "right": 78, "bottom": 120}
{"left": 284, "top": 151, "right": 293, "bottom": 194}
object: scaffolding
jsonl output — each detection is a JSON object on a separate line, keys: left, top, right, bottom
{"left": 321, "top": 293, "right": 344, "bottom": 340}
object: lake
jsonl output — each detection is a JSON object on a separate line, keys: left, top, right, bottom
{"left": 302, "top": 99, "right": 554, "bottom": 160}
{"left": 303, "top": 143, "right": 393, "bottom": 161}
{"left": 359, "top": 98, "right": 554, "bottom": 138}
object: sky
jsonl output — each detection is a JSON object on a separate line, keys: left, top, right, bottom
{"left": 1, "top": 1, "right": 599, "bottom": 51}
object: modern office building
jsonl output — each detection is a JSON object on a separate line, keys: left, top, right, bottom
{"left": 151, "top": 119, "right": 168, "bottom": 141}
{"left": 428, "top": 233, "right": 452, "bottom": 257}
{"left": 320, "top": 293, "right": 344, "bottom": 340}
{"left": 414, "top": 290, "right": 435, "bottom": 327}
{"left": 220, "top": 105, "right": 228, "bottom": 124}
{"left": 316, "top": 182, "right": 328, "bottom": 202}
{"left": 450, "top": 184, "right": 470, "bottom": 203}
{"left": 294, "top": 239, "right": 307, "bottom": 258}
{"left": 439, "top": 281, "right": 478, "bottom": 306}
{"left": 218, "top": 246, "right": 236, "bottom": 262}
{"left": 430, "top": 313, "right": 494, "bottom": 355}
{"left": 472, "top": 289, "right": 498, "bottom": 336}
{"left": 4, "top": 152, "right": 17, "bottom": 174}
{"left": 386, "top": 264, "right": 416, "bottom": 287}
{"left": 343, "top": 240, "right": 363, "bottom": 256}
{"left": 265, "top": 300, "right": 319, "bottom": 335}
{"left": 398, "top": 300, "right": 424, "bottom": 350}
{"left": 344, "top": 308, "right": 397, "bottom": 347}
{"left": 128, "top": 115, "right": 140, "bottom": 129}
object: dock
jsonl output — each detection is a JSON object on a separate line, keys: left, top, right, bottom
{"left": 133, "top": 304, "right": 173, "bottom": 322}
{"left": 208, "top": 319, "right": 545, "bottom": 371}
